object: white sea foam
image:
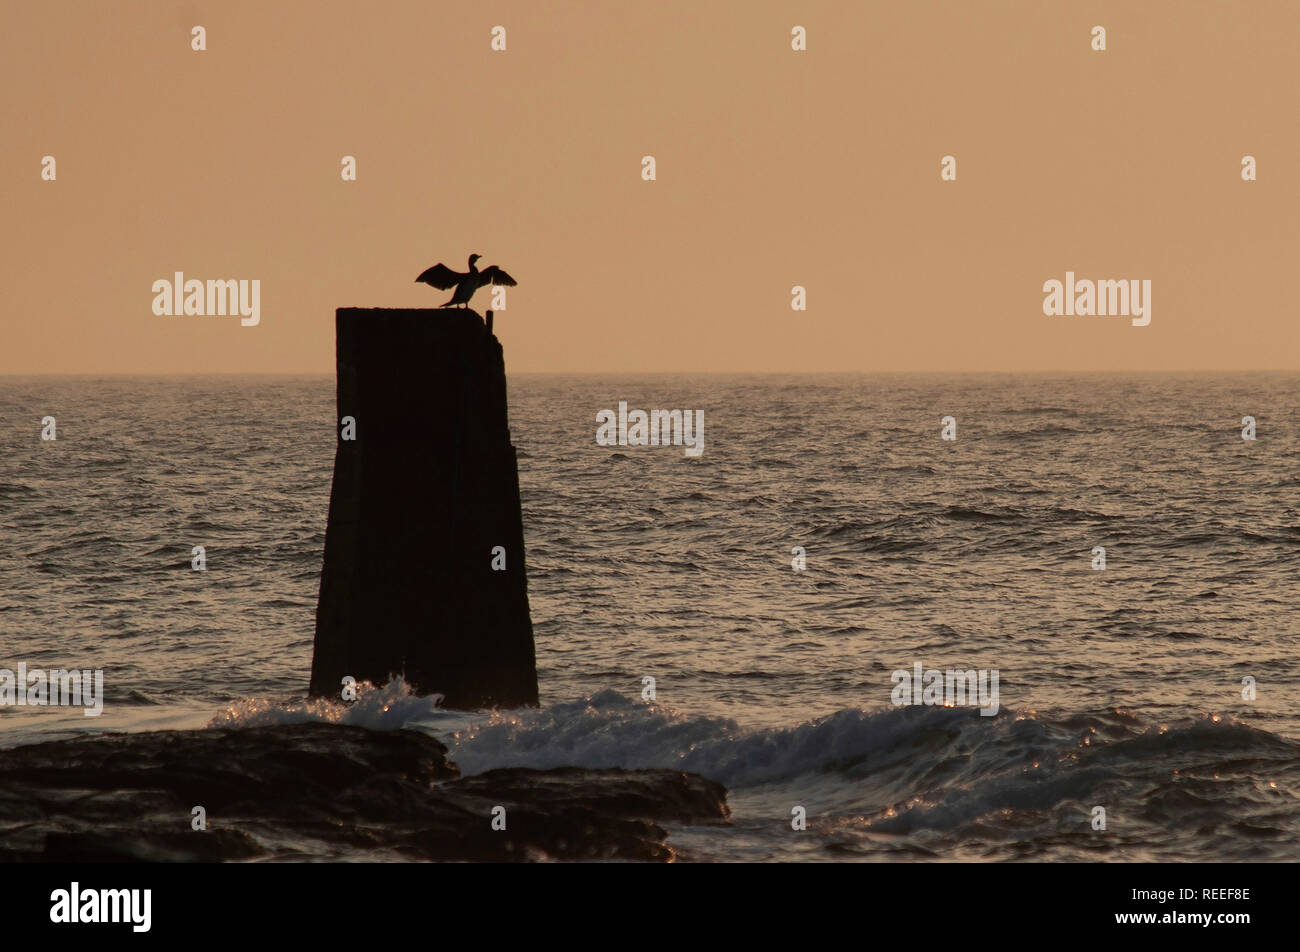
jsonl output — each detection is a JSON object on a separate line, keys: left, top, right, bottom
{"left": 211, "top": 678, "right": 1024, "bottom": 789}
{"left": 208, "top": 676, "right": 456, "bottom": 731}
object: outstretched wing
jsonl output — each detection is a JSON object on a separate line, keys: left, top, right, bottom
{"left": 479, "top": 266, "right": 517, "bottom": 288}
{"left": 415, "top": 263, "right": 463, "bottom": 289}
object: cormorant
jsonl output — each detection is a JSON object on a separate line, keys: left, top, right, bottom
{"left": 415, "top": 254, "right": 517, "bottom": 308}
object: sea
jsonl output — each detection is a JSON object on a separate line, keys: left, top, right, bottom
{"left": 2, "top": 372, "right": 1298, "bottom": 861}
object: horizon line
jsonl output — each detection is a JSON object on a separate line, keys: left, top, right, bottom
{"left": 2, "top": 368, "right": 1299, "bottom": 378}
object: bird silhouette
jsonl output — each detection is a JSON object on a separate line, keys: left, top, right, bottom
{"left": 415, "top": 254, "right": 517, "bottom": 308}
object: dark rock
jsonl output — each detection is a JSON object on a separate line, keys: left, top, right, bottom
{"left": 0, "top": 723, "right": 729, "bottom": 862}
{"left": 438, "top": 766, "right": 731, "bottom": 861}
{"left": 310, "top": 308, "right": 538, "bottom": 709}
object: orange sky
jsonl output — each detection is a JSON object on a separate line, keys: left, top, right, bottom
{"left": 2, "top": 1, "right": 1297, "bottom": 373}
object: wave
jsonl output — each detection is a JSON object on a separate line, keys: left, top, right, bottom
{"left": 211, "top": 679, "right": 1300, "bottom": 793}
{"left": 12, "top": 677, "right": 1298, "bottom": 861}
{"left": 441, "top": 692, "right": 1300, "bottom": 859}
{"left": 208, "top": 676, "right": 445, "bottom": 730}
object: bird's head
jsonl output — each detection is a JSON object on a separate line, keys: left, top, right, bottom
{"left": 469, "top": 253, "right": 482, "bottom": 267}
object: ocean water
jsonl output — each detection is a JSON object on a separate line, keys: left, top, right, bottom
{"left": 2, "top": 373, "right": 1298, "bottom": 861}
